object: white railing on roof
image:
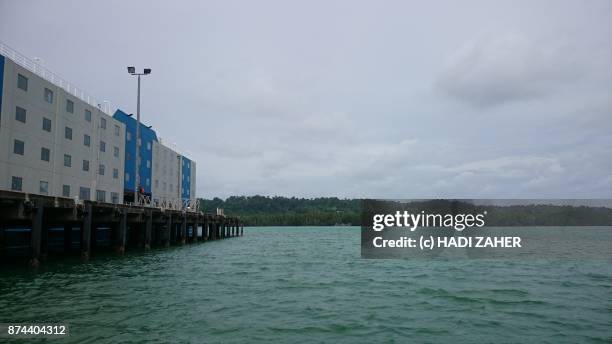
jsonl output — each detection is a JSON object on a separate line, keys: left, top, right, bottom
{"left": 0, "top": 41, "right": 112, "bottom": 115}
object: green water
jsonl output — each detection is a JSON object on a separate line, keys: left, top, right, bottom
{"left": 0, "top": 227, "right": 610, "bottom": 343}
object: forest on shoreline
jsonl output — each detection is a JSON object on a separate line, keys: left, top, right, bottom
{"left": 198, "top": 196, "right": 360, "bottom": 226}
{"left": 198, "top": 197, "right": 612, "bottom": 227}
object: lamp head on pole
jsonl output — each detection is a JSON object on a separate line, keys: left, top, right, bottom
{"left": 127, "top": 66, "right": 135, "bottom": 74}
{"left": 144, "top": 68, "right": 152, "bottom": 75}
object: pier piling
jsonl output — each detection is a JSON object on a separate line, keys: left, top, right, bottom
{"left": 29, "top": 206, "right": 43, "bottom": 268}
{"left": 144, "top": 211, "right": 152, "bottom": 251}
{"left": 165, "top": 215, "right": 172, "bottom": 247}
{"left": 0, "top": 191, "right": 243, "bottom": 265}
{"left": 116, "top": 210, "right": 127, "bottom": 255}
{"left": 63, "top": 224, "right": 72, "bottom": 253}
{"left": 180, "top": 213, "right": 187, "bottom": 245}
{"left": 81, "top": 204, "right": 92, "bottom": 261}
{"left": 193, "top": 219, "right": 199, "bottom": 243}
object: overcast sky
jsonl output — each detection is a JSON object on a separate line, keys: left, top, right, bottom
{"left": 1, "top": 0, "right": 611, "bottom": 199}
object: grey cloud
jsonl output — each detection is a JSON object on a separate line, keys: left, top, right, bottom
{"left": 1, "top": 0, "right": 611, "bottom": 199}
{"left": 434, "top": 33, "right": 584, "bottom": 108}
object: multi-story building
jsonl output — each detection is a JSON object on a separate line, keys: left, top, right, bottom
{"left": 151, "top": 139, "right": 181, "bottom": 202}
{"left": 114, "top": 110, "right": 196, "bottom": 207}
{"left": 113, "top": 109, "right": 157, "bottom": 203}
{"left": 0, "top": 43, "right": 197, "bottom": 208}
{"left": 151, "top": 140, "right": 196, "bottom": 205}
{"left": 0, "top": 52, "right": 125, "bottom": 203}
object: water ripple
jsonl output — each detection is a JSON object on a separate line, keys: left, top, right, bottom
{"left": 0, "top": 227, "right": 610, "bottom": 343}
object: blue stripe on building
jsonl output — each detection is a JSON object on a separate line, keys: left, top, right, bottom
{"left": 113, "top": 109, "right": 158, "bottom": 196}
{"left": 181, "top": 156, "right": 191, "bottom": 200}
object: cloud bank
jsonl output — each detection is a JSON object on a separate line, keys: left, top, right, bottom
{"left": 1, "top": 0, "right": 610, "bottom": 198}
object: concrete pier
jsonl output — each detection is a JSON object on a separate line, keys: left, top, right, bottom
{"left": 0, "top": 190, "right": 243, "bottom": 266}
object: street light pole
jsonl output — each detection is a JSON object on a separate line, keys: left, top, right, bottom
{"left": 127, "top": 67, "right": 151, "bottom": 205}
{"left": 135, "top": 74, "right": 140, "bottom": 204}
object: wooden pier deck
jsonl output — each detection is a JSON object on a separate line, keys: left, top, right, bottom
{"left": 0, "top": 190, "right": 243, "bottom": 267}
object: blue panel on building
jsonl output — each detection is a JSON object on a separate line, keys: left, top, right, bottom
{"left": 113, "top": 109, "right": 158, "bottom": 195}
{"left": 0, "top": 54, "right": 4, "bottom": 116}
{"left": 181, "top": 156, "right": 191, "bottom": 200}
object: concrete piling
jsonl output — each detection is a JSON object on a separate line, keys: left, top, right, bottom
{"left": 180, "top": 213, "right": 187, "bottom": 245}
{"left": 144, "top": 211, "right": 152, "bottom": 251}
{"left": 81, "top": 203, "right": 92, "bottom": 261}
{"left": 165, "top": 214, "right": 172, "bottom": 247}
{"left": 63, "top": 224, "right": 72, "bottom": 253}
{"left": 116, "top": 210, "right": 127, "bottom": 255}
{"left": 202, "top": 219, "right": 208, "bottom": 240}
{"left": 29, "top": 206, "right": 43, "bottom": 268}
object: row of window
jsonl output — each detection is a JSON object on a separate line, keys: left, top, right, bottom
{"left": 125, "top": 133, "right": 152, "bottom": 150}
{"left": 12, "top": 139, "right": 120, "bottom": 179}
{"left": 157, "top": 165, "right": 177, "bottom": 176}
{"left": 11, "top": 174, "right": 186, "bottom": 198}
{"left": 148, "top": 179, "right": 191, "bottom": 196}
{"left": 151, "top": 182, "right": 189, "bottom": 197}
{"left": 124, "top": 173, "right": 152, "bottom": 188}
{"left": 18, "top": 73, "right": 56, "bottom": 104}
{"left": 14, "top": 80, "right": 121, "bottom": 133}
{"left": 124, "top": 153, "right": 153, "bottom": 175}
{"left": 154, "top": 179, "right": 175, "bottom": 193}
{"left": 15, "top": 106, "right": 121, "bottom": 138}
{"left": 10, "top": 176, "right": 120, "bottom": 203}
{"left": 13, "top": 124, "right": 120, "bottom": 156}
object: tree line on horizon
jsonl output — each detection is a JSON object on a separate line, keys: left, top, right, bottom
{"left": 198, "top": 196, "right": 612, "bottom": 227}
{"left": 198, "top": 196, "right": 360, "bottom": 226}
